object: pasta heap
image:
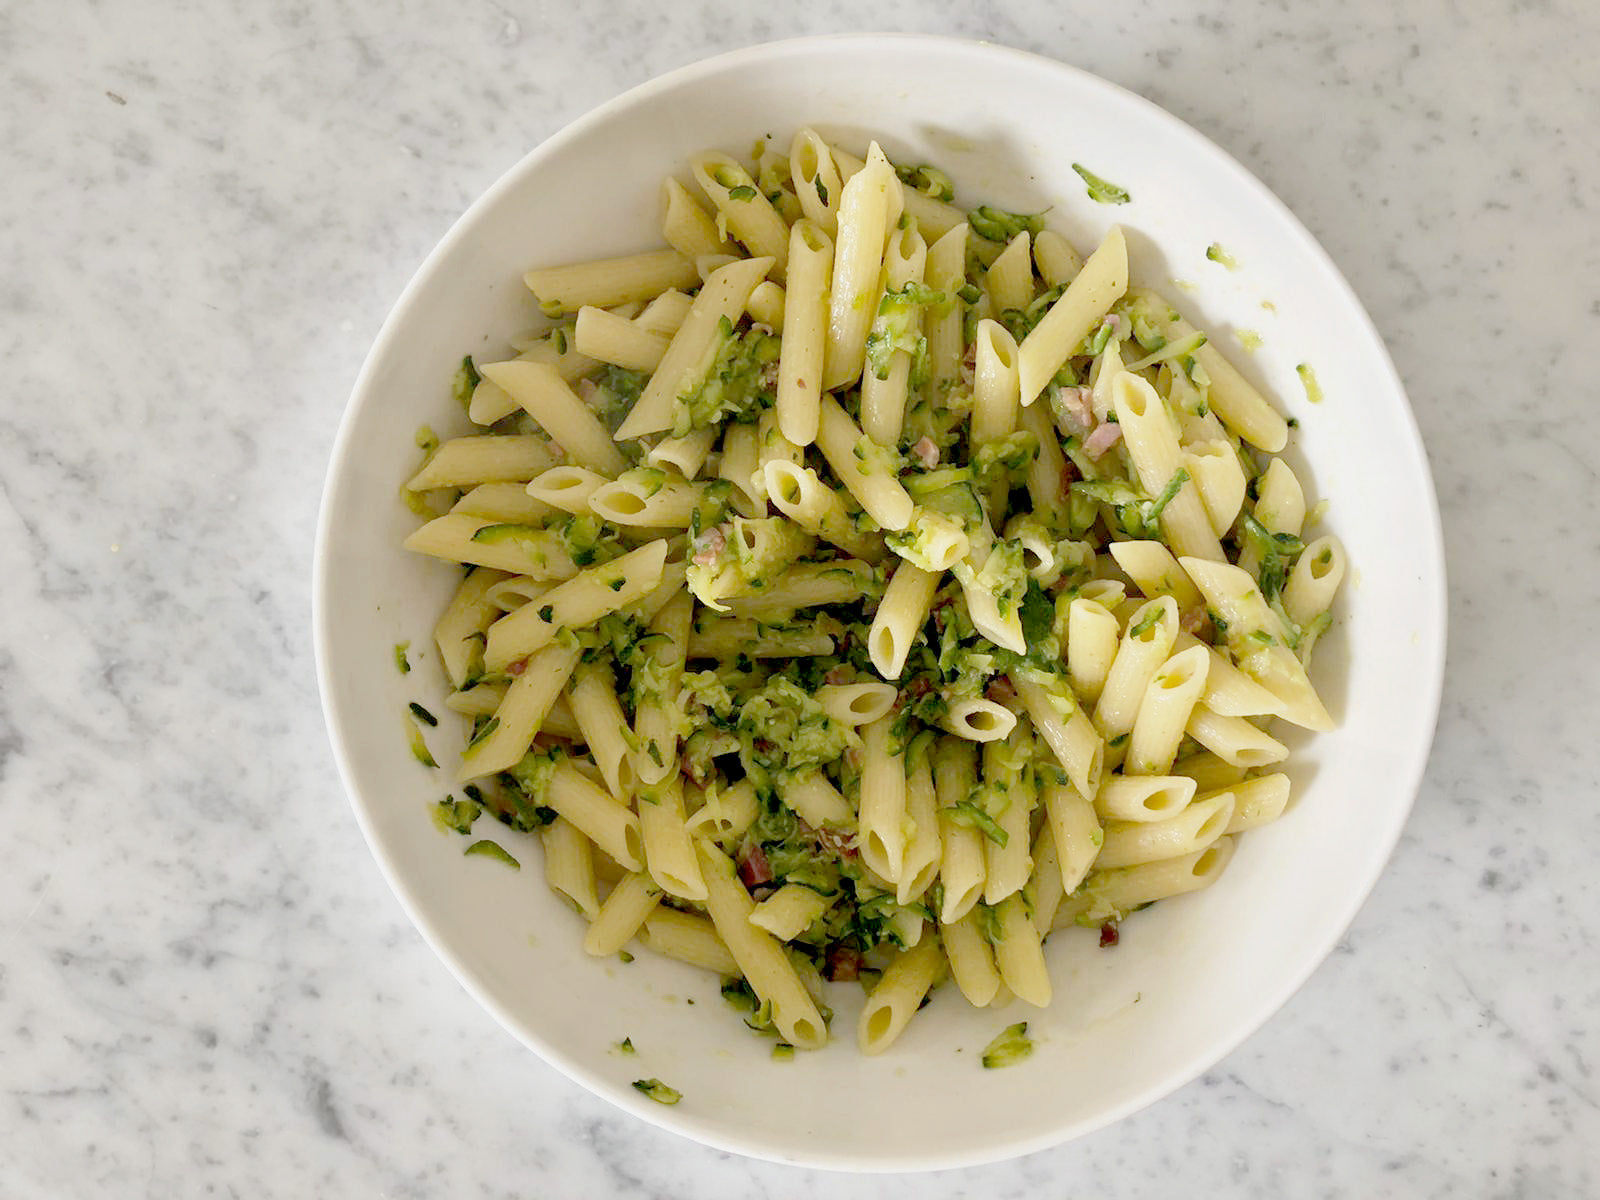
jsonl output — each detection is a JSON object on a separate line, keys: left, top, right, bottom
{"left": 399, "top": 129, "right": 1346, "bottom": 1057}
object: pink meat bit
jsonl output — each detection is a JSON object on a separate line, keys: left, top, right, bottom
{"left": 814, "top": 825, "right": 857, "bottom": 857}
{"left": 1099, "top": 921, "right": 1120, "bottom": 948}
{"left": 1058, "top": 385, "right": 1094, "bottom": 432}
{"left": 1083, "top": 421, "right": 1123, "bottom": 460}
{"left": 1057, "top": 460, "right": 1079, "bottom": 500}
{"left": 1180, "top": 606, "right": 1211, "bottom": 636}
{"left": 1101, "top": 312, "right": 1130, "bottom": 341}
{"left": 985, "top": 676, "right": 1018, "bottom": 707}
{"left": 911, "top": 436, "right": 940, "bottom": 469}
{"left": 824, "top": 666, "right": 852, "bottom": 686}
{"left": 690, "top": 525, "right": 727, "bottom": 566}
{"left": 824, "top": 946, "right": 863, "bottom": 982}
{"left": 576, "top": 378, "right": 598, "bottom": 401}
{"left": 736, "top": 841, "right": 773, "bottom": 889}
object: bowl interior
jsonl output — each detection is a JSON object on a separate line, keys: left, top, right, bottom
{"left": 315, "top": 35, "right": 1445, "bottom": 1170}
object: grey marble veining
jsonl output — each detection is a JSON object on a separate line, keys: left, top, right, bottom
{"left": 2, "top": 0, "right": 1597, "bottom": 1196}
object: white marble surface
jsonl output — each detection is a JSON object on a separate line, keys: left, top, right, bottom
{"left": 2, "top": 0, "right": 1596, "bottom": 1195}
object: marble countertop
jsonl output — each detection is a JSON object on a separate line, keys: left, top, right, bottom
{"left": 3, "top": 1, "right": 1596, "bottom": 1195}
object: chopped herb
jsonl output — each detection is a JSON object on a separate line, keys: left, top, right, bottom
{"left": 1129, "top": 608, "right": 1163, "bottom": 640}
{"left": 539, "top": 605, "right": 555, "bottom": 622}
{"left": 671, "top": 318, "right": 781, "bottom": 436}
{"left": 607, "top": 577, "right": 625, "bottom": 592}
{"left": 618, "top": 950, "right": 634, "bottom": 964}
{"left": 1237, "top": 512, "right": 1305, "bottom": 603}
{"left": 1205, "top": 242, "right": 1239, "bottom": 269}
{"left": 631, "top": 1078, "right": 681, "bottom": 1105}
{"left": 894, "top": 162, "right": 955, "bottom": 202}
{"left": 1123, "top": 331, "right": 1207, "bottom": 373}
{"left": 393, "top": 641, "right": 411, "bottom": 674}
{"left": 981, "top": 1021, "right": 1034, "bottom": 1068}
{"left": 1297, "top": 362, "right": 1325, "bottom": 404}
{"left": 1107, "top": 732, "right": 1129, "bottom": 749}
{"left": 771, "top": 1043, "right": 795, "bottom": 1061}
{"left": 408, "top": 701, "right": 438, "bottom": 727}
{"left": 1071, "top": 163, "right": 1130, "bottom": 205}
{"left": 956, "top": 282, "right": 982, "bottom": 305}
{"left": 1148, "top": 468, "right": 1190, "bottom": 524}
{"left": 864, "top": 282, "right": 946, "bottom": 381}
{"left": 464, "top": 840, "right": 520, "bottom": 869}
{"left": 948, "top": 800, "right": 1008, "bottom": 847}
{"left": 814, "top": 177, "right": 828, "bottom": 205}
{"left": 451, "top": 356, "right": 481, "bottom": 408}
{"left": 465, "top": 716, "right": 500, "bottom": 751}
{"left": 471, "top": 522, "right": 543, "bottom": 546}
{"left": 726, "top": 184, "right": 757, "bottom": 201}
{"left": 968, "top": 205, "right": 1046, "bottom": 243}
{"left": 1249, "top": 629, "right": 1275, "bottom": 645}
{"left": 721, "top": 977, "right": 759, "bottom": 1013}
{"left": 431, "top": 796, "right": 481, "bottom": 835}
{"left": 407, "top": 720, "right": 437, "bottom": 769}
{"left": 617, "top": 1037, "right": 636, "bottom": 1054}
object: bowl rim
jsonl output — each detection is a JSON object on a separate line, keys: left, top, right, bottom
{"left": 313, "top": 31, "right": 1448, "bottom": 1172}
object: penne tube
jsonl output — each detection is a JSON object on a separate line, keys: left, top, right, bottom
{"left": 524, "top": 248, "right": 699, "bottom": 313}
{"left": 525, "top": 465, "right": 607, "bottom": 513}
{"left": 541, "top": 817, "right": 599, "bottom": 918}
{"left": 484, "top": 540, "right": 669, "bottom": 671}
{"left": 568, "top": 662, "right": 637, "bottom": 800}
{"left": 691, "top": 151, "right": 791, "bottom": 278}
{"left": 696, "top": 841, "right": 829, "bottom": 1050}
{"left": 1094, "top": 790, "right": 1235, "bottom": 870}
{"left": 1017, "top": 226, "right": 1128, "bottom": 406}
{"left": 991, "top": 893, "right": 1050, "bottom": 1007}
{"left": 1112, "top": 373, "right": 1224, "bottom": 562}
{"left": 789, "top": 127, "right": 843, "bottom": 234}
{"left": 922, "top": 221, "right": 969, "bottom": 402}
{"left": 573, "top": 305, "right": 669, "bottom": 372}
{"left": 583, "top": 872, "right": 662, "bottom": 957}
{"left": 1033, "top": 229, "right": 1083, "bottom": 286}
{"left": 858, "top": 715, "right": 909, "bottom": 883}
{"left": 751, "top": 884, "right": 832, "bottom": 941}
{"left": 637, "top": 774, "right": 707, "bottom": 902}
{"left": 868, "top": 562, "right": 938, "bottom": 679}
{"left": 457, "top": 641, "right": 580, "bottom": 780}
{"left": 639, "top": 908, "right": 739, "bottom": 976}
{"left": 1184, "top": 705, "right": 1289, "bottom": 767}
{"left": 1215, "top": 773, "right": 1291, "bottom": 833}
{"left": 941, "top": 698, "right": 1017, "bottom": 744}
{"left": 403, "top": 513, "right": 576, "bottom": 579}
{"left": 816, "top": 681, "right": 899, "bottom": 727}
{"left": 1053, "top": 838, "right": 1236, "bottom": 928}
{"left": 1126, "top": 643, "right": 1211, "bottom": 776}
{"left": 1043, "top": 782, "right": 1102, "bottom": 894}
{"left": 614, "top": 255, "right": 774, "bottom": 440}
{"left": 858, "top": 933, "right": 942, "bottom": 1055}
{"left": 659, "top": 176, "right": 731, "bottom": 261}
{"left": 478, "top": 360, "right": 627, "bottom": 476}
{"left": 823, "top": 142, "right": 902, "bottom": 390}
{"left": 776, "top": 219, "right": 834, "bottom": 446}
{"left": 985, "top": 231, "right": 1034, "bottom": 317}
{"left": 451, "top": 482, "right": 556, "bottom": 526}
{"left": 407, "top": 435, "right": 556, "bottom": 491}
{"left": 860, "top": 220, "right": 928, "bottom": 447}
{"left": 941, "top": 909, "right": 1001, "bottom": 1007}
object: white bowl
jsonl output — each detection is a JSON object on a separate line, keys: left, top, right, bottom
{"left": 314, "top": 34, "right": 1446, "bottom": 1170}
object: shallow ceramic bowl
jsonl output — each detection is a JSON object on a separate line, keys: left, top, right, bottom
{"left": 314, "top": 34, "right": 1446, "bottom": 1170}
